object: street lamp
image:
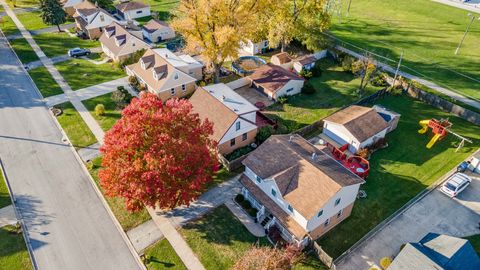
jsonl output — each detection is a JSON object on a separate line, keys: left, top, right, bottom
{"left": 455, "top": 13, "right": 479, "bottom": 55}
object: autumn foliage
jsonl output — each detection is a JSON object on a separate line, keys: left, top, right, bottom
{"left": 99, "top": 92, "right": 219, "bottom": 211}
{"left": 232, "top": 244, "right": 303, "bottom": 270}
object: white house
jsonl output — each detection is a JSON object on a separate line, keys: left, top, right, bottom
{"left": 240, "top": 134, "right": 365, "bottom": 246}
{"left": 142, "top": 19, "right": 175, "bottom": 43}
{"left": 249, "top": 64, "right": 305, "bottom": 100}
{"left": 152, "top": 48, "right": 203, "bottom": 80}
{"left": 115, "top": 1, "right": 151, "bottom": 20}
{"left": 73, "top": 1, "right": 121, "bottom": 39}
{"left": 322, "top": 105, "right": 393, "bottom": 154}
{"left": 293, "top": 55, "right": 316, "bottom": 73}
{"left": 189, "top": 84, "right": 259, "bottom": 155}
{"left": 240, "top": 39, "right": 269, "bottom": 55}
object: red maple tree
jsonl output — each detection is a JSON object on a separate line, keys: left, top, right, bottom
{"left": 99, "top": 92, "right": 219, "bottom": 212}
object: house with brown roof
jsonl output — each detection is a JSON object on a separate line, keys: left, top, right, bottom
{"left": 190, "top": 84, "right": 259, "bottom": 155}
{"left": 115, "top": 1, "right": 150, "bottom": 20}
{"left": 99, "top": 22, "right": 150, "bottom": 62}
{"left": 321, "top": 105, "right": 396, "bottom": 154}
{"left": 293, "top": 55, "right": 317, "bottom": 73}
{"left": 73, "top": 1, "right": 120, "bottom": 39}
{"left": 142, "top": 19, "right": 175, "bottom": 43}
{"left": 270, "top": 52, "right": 292, "bottom": 70}
{"left": 126, "top": 48, "right": 197, "bottom": 101}
{"left": 240, "top": 134, "right": 365, "bottom": 246}
{"left": 249, "top": 64, "right": 305, "bottom": 101}
{"left": 62, "top": 0, "right": 83, "bottom": 16}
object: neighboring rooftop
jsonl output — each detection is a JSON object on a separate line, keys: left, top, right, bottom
{"left": 295, "top": 55, "right": 316, "bottom": 65}
{"left": 271, "top": 52, "right": 292, "bottom": 64}
{"left": 242, "top": 134, "right": 364, "bottom": 220}
{"left": 152, "top": 48, "right": 203, "bottom": 69}
{"left": 143, "top": 19, "right": 172, "bottom": 33}
{"left": 323, "top": 105, "right": 389, "bottom": 142}
{"left": 73, "top": 0, "right": 97, "bottom": 16}
{"left": 115, "top": 1, "right": 149, "bottom": 12}
{"left": 99, "top": 22, "right": 149, "bottom": 57}
{"left": 389, "top": 233, "right": 480, "bottom": 270}
{"left": 249, "top": 63, "right": 304, "bottom": 94}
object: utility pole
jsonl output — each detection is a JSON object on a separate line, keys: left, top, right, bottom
{"left": 455, "top": 13, "right": 477, "bottom": 55}
{"left": 346, "top": 0, "right": 352, "bottom": 17}
{"left": 391, "top": 51, "right": 404, "bottom": 90}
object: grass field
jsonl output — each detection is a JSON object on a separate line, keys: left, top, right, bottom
{"left": 0, "top": 168, "right": 11, "bottom": 209}
{"left": 16, "top": 11, "right": 73, "bottom": 31}
{"left": 6, "top": 0, "right": 38, "bottom": 8}
{"left": 55, "top": 59, "right": 124, "bottom": 90}
{"left": 28, "top": 67, "right": 63, "bottom": 97}
{"left": 330, "top": 0, "right": 480, "bottom": 100}
{"left": 83, "top": 93, "right": 124, "bottom": 132}
{"left": 0, "top": 15, "right": 20, "bottom": 36}
{"left": 9, "top": 37, "right": 39, "bottom": 63}
{"left": 34, "top": 31, "right": 99, "bottom": 58}
{"left": 55, "top": 102, "right": 97, "bottom": 148}
{"left": 263, "top": 59, "right": 382, "bottom": 133}
{"left": 0, "top": 225, "right": 33, "bottom": 270}
{"left": 144, "top": 239, "right": 187, "bottom": 270}
{"left": 317, "top": 94, "right": 480, "bottom": 258}
{"left": 141, "top": 0, "right": 179, "bottom": 20}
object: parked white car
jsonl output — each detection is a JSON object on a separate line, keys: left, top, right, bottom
{"left": 440, "top": 173, "right": 472, "bottom": 197}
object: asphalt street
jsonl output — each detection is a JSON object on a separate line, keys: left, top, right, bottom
{"left": 0, "top": 32, "right": 142, "bottom": 269}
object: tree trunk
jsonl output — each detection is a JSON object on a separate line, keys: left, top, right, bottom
{"left": 56, "top": 24, "right": 61, "bottom": 32}
{"left": 280, "top": 40, "right": 286, "bottom": 53}
{"left": 213, "top": 64, "right": 221, "bottom": 84}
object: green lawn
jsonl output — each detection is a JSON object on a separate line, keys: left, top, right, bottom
{"left": 9, "top": 37, "right": 39, "bottom": 64}
{"left": 0, "top": 168, "right": 11, "bottom": 209}
{"left": 0, "top": 15, "right": 20, "bottom": 36}
{"left": 82, "top": 93, "right": 124, "bottom": 132}
{"left": 0, "top": 225, "right": 33, "bottom": 270}
{"left": 7, "top": 0, "right": 38, "bottom": 8}
{"left": 141, "top": 0, "right": 179, "bottom": 20}
{"left": 16, "top": 11, "right": 74, "bottom": 31}
{"left": 134, "top": 15, "right": 153, "bottom": 26}
{"left": 465, "top": 235, "right": 480, "bottom": 255}
{"left": 263, "top": 59, "right": 382, "bottom": 133}
{"left": 144, "top": 239, "right": 187, "bottom": 270}
{"left": 28, "top": 67, "right": 63, "bottom": 97}
{"left": 331, "top": 0, "right": 480, "bottom": 100}
{"left": 34, "top": 31, "right": 99, "bottom": 58}
{"left": 88, "top": 157, "right": 151, "bottom": 231}
{"left": 55, "top": 102, "right": 97, "bottom": 148}
{"left": 55, "top": 58, "right": 125, "bottom": 90}
{"left": 317, "top": 94, "right": 480, "bottom": 258}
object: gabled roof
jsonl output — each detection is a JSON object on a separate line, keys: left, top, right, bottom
{"left": 242, "top": 134, "right": 364, "bottom": 220}
{"left": 99, "top": 22, "right": 150, "bottom": 57}
{"left": 295, "top": 55, "right": 316, "bottom": 66}
{"left": 271, "top": 52, "right": 292, "bottom": 64}
{"left": 190, "top": 84, "right": 258, "bottom": 142}
{"left": 73, "top": 0, "right": 97, "bottom": 16}
{"left": 389, "top": 233, "right": 480, "bottom": 270}
{"left": 115, "top": 1, "right": 149, "bottom": 12}
{"left": 126, "top": 48, "right": 196, "bottom": 94}
{"left": 153, "top": 48, "right": 203, "bottom": 70}
{"left": 249, "top": 64, "right": 304, "bottom": 94}
{"left": 143, "top": 19, "right": 173, "bottom": 34}
{"left": 323, "top": 105, "right": 389, "bottom": 142}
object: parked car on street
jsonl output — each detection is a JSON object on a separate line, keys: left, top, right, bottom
{"left": 68, "top": 48, "right": 91, "bottom": 58}
{"left": 440, "top": 173, "right": 472, "bottom": 197}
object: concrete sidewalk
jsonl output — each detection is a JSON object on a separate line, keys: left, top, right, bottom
{"left": 0, "top": 205, "right": 17, "bottom": 227}
{"left": 127, "top": 220, "right": 164, "bottom": 253}
{"left": 225, "top": 199, "right": 265, "bottom": 237}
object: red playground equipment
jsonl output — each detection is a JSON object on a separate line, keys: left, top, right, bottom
{"left": 418, "top": 118, "right": 452, "bottom": 149}
{"left": 325, "top": 142, "right": 370, "bottom": 179}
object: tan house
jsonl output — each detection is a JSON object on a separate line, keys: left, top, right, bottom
{"left": 62, "top": 0, "right": 83, "bottom": 16}
{"left": 189, "top": 84, "right": 259, "bottom": 155}
{"left": 142, "top": 19, "right": 175, "bottom": 43}
{"left": 270, "top": 52, "right": 292, "bottom": 70}
{"left": 99, "top": 22, "right": 150, "bottom": 62}
{"left": 126, "top": 48, "right": 197, "bottom": 101}
{"left": 115, "top": 1, "right": 151, "bottom": 20}
{"left": 152, "top": 48, "right": 203, "bottom": 80}
{"left": 240, "top": 134, "right": 365, "bottom": 246}
{"left": 73, "top": 1, "right": 120, "bottom": 39}
{"left": 249, "top": 64, "right": 305, "bottom": 101}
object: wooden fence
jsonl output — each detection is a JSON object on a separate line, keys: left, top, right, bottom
{"left": 312, "top": 242, "right": 336, "bottom": 269}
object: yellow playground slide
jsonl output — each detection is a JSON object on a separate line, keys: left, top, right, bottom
{"left": 418, "top": 120, "right": 430, "bottom": 134}
{"left": 426, "top": 133, "right": 442, "bottom": 149}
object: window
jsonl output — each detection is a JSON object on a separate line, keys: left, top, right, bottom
{"left": 334, "top": 198, "right": 341, "bottom": 206}
{"left": 170, "top": 88, "right": 175, "bottom": 95}
{"left": 337, "top": 209, "right": 343, "bottom": 218}
{"left": 230, "top": 138, "right": 236, "bottom": 146}
{"left": 287, "top": 205, "right": 293, "bottom": 212}
{"left": 317, "top": 210, "right": 323, "bottom": 217}
{"left": 100, "top": 14, "right": 104, "bottom": 22}
{"left": 286, "top": 88, "right": 293, "bottom": 93}
{"left": 235, "top": 121, "right": 241, "bottom": 131}
{"left": 271, "top": 189, "right": 276, "bottom": 197}
{"left": 255, "top": 175, "right": 262, "bottom": 183}
{"left": 264, "top": 41, "right": 268, "bottom": 47}
{"left": 136, "top": 10, "right": 143, "bottom": 14}
{"left": 182, "top": 84, "right": 186, "bottom": 92}
{"left": 242, "top": 133, "right": 247, "bottom": 141}
{"left": 324, "top": 218, "right": 330, "bottom": 227}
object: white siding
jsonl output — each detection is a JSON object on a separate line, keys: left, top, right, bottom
{"left": 123, "top": 7, "right": 151, "bottom": 20}
{"left": 273, "top": 79, "right": 304, "bottom": 100}
{"left": 240, "top": 40, "right": 269, "bottom": 55}
{"left": 143, "top": 28, "right": 175, "bottom": 43}
{"left": 219, "top": 118, "right": 257, "bottom": 145}
{"left": 306, "top": 184, "right": 361, "bottom": 232}
{"left": 358, "top": 128, "right": 388, "bottom": 150}
{"left": 323, "top": 121, "right": 388, "bottom": 153}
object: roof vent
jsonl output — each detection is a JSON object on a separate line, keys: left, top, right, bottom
{"left": 311, "top": 152, "right": 317, "bottom": 160}
{"left": 233, "top": 108, "right": 238, "bottom": 112}
{"left": 222, "top": 95, "right": 226, "bottom": 101}
{"left": 289, "top": 135, "right": 294, "bottom": 142}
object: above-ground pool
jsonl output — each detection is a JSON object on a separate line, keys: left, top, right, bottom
{"left": 232, "top": 56, "right": 267, "bottom": 76}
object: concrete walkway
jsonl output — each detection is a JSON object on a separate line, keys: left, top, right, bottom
{"left": 0, "top": 205, "right": 17, "bottom": 227}
{"left": 127, "top": 220, "right": 164, "bottom": 253}
{"left": 336, "top": 45, "right": 480, "bottom": 111}
{"left": 45, "top": 77, "right": 130, "bottom": 107}
{"left": 0, "top": 6, "right": 38, "bottom": 16}
{"left": 148, "top": 207, "right": 206, "bottom": 270}
{"left": 2, "top": 2, "right": 106, "bottom": 144}
{"left": 77, "top": 142, "right": 101, "bottom": 162}
{"left": 225, "top": 199, "right": 265, "bottom": 237}
{"left": 26, "top": 47, "right": 103, "bottom": 69}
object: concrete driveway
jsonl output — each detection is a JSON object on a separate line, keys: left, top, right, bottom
{"left": 336, "top": 172, "right": 480, "bottom": 270}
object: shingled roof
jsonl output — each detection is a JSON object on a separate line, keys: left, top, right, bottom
{"left": 115, "top": 1, "right": 149, "bottom": 12}
{"left": 323, "top": 105, "right": 389, "bottom": 142}
{"left": 249, "top": 64, "right": 304, "bottom": 94}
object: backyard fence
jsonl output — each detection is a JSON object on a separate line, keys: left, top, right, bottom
{"left": 355, "top": 88, "right": 389, "bottom": 105}
{"left": 217, "top": 153, "right": 246, "bottom": 172}
{"left": 312, "top": 241, "right": 336, "bottom": 269}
